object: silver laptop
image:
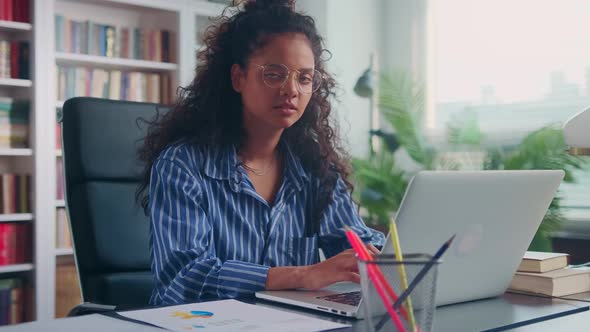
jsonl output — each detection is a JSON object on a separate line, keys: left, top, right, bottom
{"left": 255, "top": 170, "right": 565, "bottom": 318}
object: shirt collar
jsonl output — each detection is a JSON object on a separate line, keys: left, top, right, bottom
{"left": 203, "top": 144, "right": 239, "bottom": 181}
{"left": 280, "top": 140, "right": 310, "bottom": 191}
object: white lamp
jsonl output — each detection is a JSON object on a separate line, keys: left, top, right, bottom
{"left": 563, "top": 107, "right": 590, "bottom": 156}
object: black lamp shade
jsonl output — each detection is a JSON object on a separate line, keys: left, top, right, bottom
{"left": 354, "top": 68, "right": 374, "bottom": 98}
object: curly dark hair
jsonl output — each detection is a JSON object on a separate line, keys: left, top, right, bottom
{"left": 137, "top": 0, "right": 354, "bottom": 232}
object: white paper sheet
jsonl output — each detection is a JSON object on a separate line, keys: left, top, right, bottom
{"left": 118, "top": 299, "right": 350, "bottom": 332}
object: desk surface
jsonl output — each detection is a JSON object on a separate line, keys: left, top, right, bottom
{"left": 254, "top": 292, "right": 590, "bottom": 332}
{"left": 0, "top": 313, "right": 162, "bottom": 332}
{"left": 2, "top": 292, "right": 589, "bottom": 332}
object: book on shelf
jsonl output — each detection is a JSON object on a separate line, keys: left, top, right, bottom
{"left": 0, "top": 222, "right": 32, "bottom": 266}
{"left": 56, "top": 158, "right": 64, "bottom": 200}
{"left": 56, "top": 66, "right": 171, "bottom": 104}
{"left": 0, "top": 174, "right": 32, "bottom": 214}
{"left": 0, "top": 41, "right": 29, "bottom": 80}
{"left": 0, "top": 278, "right": 26, "bottom": 326}
{"left": 0, "top": 98, "right": 30, "bottom": 149}
{"left": 509, "top": 267, "right": 590, "bottom": 297}
{"left": 517, "top": 251, "right": 569, "bottom": 273}
{"left": 56, "top": 208, "right": 72, "bottom": 249}
{"left": 0, "top": 0, "right": 30, "bottom": 23}
{"left": 56, "top": 122, "right": 62, "bottom": 150}
{"left": 0, "top": 41, "right": 8, "bottom": 79}
{"left": 55, "top": 261, "right": 81, "bottom": 318}
{"left": 55, "top": 15, "right": 176, "bottom": 62}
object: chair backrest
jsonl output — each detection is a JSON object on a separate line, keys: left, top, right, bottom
{"left": 62, "top": 97, "right": 167, "bottom": 307}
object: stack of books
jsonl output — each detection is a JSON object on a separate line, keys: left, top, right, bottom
{"left": 0, "top": 278, "right": 26, "bottom": 326}
{"left": 56, "top": 66, "right": 169, "bottom": 104}
{"left": 0, "top": 223, "right": 32, "bottom": 265}
{"left": 0, "top": 98, "right": 30, "bottom": 148}
{"left": 0, "top": 41, "right": 30, "bottom": 80}
{"left": 54, "top": 15, "right": 176, "bottom": 62}
{"left": 0, "top": 0, "right": 30, "bottom": 23}
{"left": 509, "top": 251, "right": 590, "bottom": 297}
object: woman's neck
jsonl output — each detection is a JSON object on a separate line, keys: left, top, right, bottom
{"left": 240, "top": 126, "right": 283, "bottom": 162}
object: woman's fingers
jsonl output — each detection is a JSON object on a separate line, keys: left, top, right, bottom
{"left": 367, "top": 243, "right": 380, "bottom": 255}
{"left": 342, "top": 272, "right": 361, "bottom": 284}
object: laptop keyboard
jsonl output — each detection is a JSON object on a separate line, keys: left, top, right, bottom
{"left": 317, "top": 291, "right": 361, "bottom": 306}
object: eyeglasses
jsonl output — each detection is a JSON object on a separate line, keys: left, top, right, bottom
{"left": 256, "top": 64, "right": 324, "bottom": 94}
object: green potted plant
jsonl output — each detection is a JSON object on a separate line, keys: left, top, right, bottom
{"left": 353, "top": 73, "right": 586, "bottom": 251}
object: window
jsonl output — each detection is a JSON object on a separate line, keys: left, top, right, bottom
{"left": 431, "top": 0, "right": 590, "bottom": 217}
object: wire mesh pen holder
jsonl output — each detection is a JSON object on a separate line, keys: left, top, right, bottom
{"left": 357, "top": 253, "right": 440, "bottom": 332}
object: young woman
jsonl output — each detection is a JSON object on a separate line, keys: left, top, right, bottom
{"left": 137, "top": 0, "right": 384, "bottom": 305}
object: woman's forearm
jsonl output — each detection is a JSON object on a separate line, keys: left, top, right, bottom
{"left": 265, "top": 247, "right": 375, "bottom": 291}
{"left": 265, "top": 265, "right": 311, "bottom": 290}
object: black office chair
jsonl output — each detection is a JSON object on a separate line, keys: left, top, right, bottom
{"left": 61, "top": 97, "right": 168, "bottom": 311}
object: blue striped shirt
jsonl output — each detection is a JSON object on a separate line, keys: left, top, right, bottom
{"left": 148, "top": 141, "right": 384, "bottom": 305}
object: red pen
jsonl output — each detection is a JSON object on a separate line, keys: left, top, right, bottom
{"left": 345, "top": 227, "right": 408, "bottom": 332}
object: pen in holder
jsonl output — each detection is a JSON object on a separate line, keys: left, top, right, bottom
{"left": 357, "top": 254, "right": 439, "bottom": 332}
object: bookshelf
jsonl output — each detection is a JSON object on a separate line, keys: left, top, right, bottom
{"left": 0, "top": 0, "right": 35, "bottom": 327}
{"left": 0, "top": 214, "right": 33, "bottom": 222}
{"left": 0, "top": 264, "right": 34, "bottom": 274}
{"left": 0, "top": 78, "right": 32, "bottom": 87}
{"left": 0, "top": 20, "right": 32, "bottom": 32}
{"left": 2, "top": 0, "right": 229, "bottom": 325}
{"left": 55, "top": 52, "right": 179, "bottom": 71}
{"left": 0, "top": 148, "right": 33, "bottom": 156}
{"left": 54, "top": 248, "right": 73, "bottom": 256}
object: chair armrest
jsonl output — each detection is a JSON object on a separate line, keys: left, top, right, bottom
{"left": 67, "top": 302, "right": 117, "bottom": 317}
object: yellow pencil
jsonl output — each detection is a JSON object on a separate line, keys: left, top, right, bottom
{"left": 390, "top": 218, "right": 418, "bottom": 332}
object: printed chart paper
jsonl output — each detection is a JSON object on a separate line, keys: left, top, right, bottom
{"left": 118, "top": 299, "right": 350, "bottom": 331}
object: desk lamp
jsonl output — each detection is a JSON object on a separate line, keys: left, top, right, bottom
{"left": 563, "top": 107, "right": 590, "bottom": 156}
{"left": 354, "top": 53, "right": 378, "bottom": 155}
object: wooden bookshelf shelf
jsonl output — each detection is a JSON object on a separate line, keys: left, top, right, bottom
{"left": 0, "top": 148, "right": 33, "bottom": 156}
{"left": 0, "top": 20, "right": 32, "bottom": 32}
{"left": 0, "top": 213, "right": 34, "bottom": 222}
{"left": 55, "top": 248, "right": 74, "bottom": 256}
{"left": 0, "top": 78, "right": 33, "bottom": 87}
{"left": 0, "top": 263, "right": 34, "bottom": 274}
{"left": 55, "top": 52, "right": 178, "bottom": 71}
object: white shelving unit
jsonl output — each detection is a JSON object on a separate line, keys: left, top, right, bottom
{"left": 0, "top": 264, "right": 34, "bottom": 274}
{"left": 0, "top": 148, "right": 34, "bottom": 156}
{"left": 54, "top": 248, "right": 74, "bottom": 256}
{"left": 0, "top": 2, "right": 37, "bottom": 327}
{"left": 2, "top": 0, "right": 228, "bottom": 323}
{"left": 0, "top": 78, "right": 33, "bottom": 87}
{"left": 55, "top": 52, "right": 179, "bottom": 71}
{"left": 0, "top": 213, "right": 34, "bottom": 222}
{"left": 0, "top": 20, "right": 33, "bottom": 32}
{"left": 14, "top": 0, "right": 227, "bottom": 322}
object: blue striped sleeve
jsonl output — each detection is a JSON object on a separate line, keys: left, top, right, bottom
{"left": 149, "top": 157, "right": 270, "bottom": 304}
{"left": 318, "top": 176, "right": 385, "bottom": 258}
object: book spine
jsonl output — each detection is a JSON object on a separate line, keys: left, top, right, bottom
{"left": 0, "top": 224, "right": 6, "bottom": 265}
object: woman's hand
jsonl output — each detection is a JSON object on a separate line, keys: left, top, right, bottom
{"left": 265, "top": 243, "right": 380, "bottom": 291}
{"left": 301, "top": 244, "right": 380, "bottom": 290}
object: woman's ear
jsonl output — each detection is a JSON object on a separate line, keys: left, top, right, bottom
{"left": 231, "top": 64, "right": 244, "bottom": 93}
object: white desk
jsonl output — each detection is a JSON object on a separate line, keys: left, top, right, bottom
{"left": 0, "top": 313, "right": 161, "bottom": 332}
{"left": 1, "top": 292, "right": 588, "bottom": 331}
